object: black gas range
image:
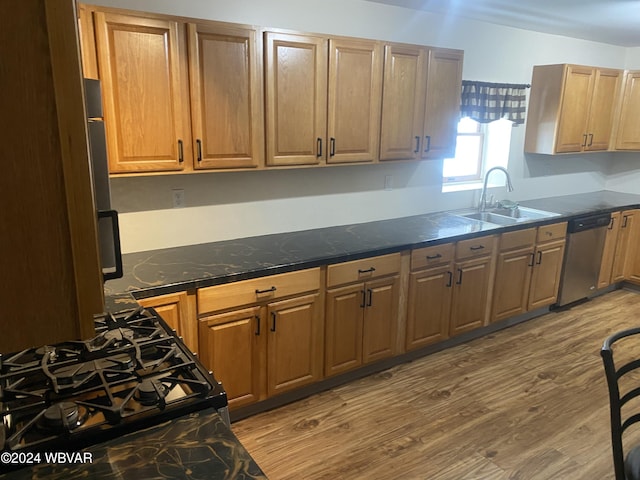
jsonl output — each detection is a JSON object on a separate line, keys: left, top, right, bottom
{"left": 0, "top": 307, "right": 229, "bottom": 473}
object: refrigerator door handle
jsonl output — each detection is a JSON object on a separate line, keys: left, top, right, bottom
{"left": 97, "top": 209, "right": 123, "bottom": 281}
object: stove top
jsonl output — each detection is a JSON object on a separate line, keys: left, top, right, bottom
{"left": 0, "top": 307, "right": 227, "bottom": 460}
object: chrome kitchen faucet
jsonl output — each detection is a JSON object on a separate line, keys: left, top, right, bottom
{"left": 478, "top": 166, "right": 514, "bottom": 212}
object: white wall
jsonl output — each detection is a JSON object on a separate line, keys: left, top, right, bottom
{"left": 89, "top": 0, "right": 636, "bottom": 253}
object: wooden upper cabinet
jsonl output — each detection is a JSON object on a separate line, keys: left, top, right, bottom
{"left": 265, "top": 32, "right": 328, "bottom": 166}
{"left": 327, "top": 38, "right": 383, "bottom": 164}
{"left": 422, "top": 48, "right": 463, "bottom": 159}
{"left": 525, "top": 64, "right": 622, "bottom": 154}
{"left": 615, "top": 71, "right": 640, "bottom": 150}
{"left": 188, "top": 23, "right": 263, "bottom": 169}
{"left": 379, "top": 44, "right": 427, "bottom": 161}
{"left": 94, "top": 12, "right": 191, "bottom": 172}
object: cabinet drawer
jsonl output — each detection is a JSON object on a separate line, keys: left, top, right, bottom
{"left": 327, "top": 253, "right": 401, "bottom": 288}
{"left": 537, "top": 222, "right": 567, "bottom": 243}
{"left": 499, "top": 228, "right": 537, "bottom": 251}
{"left": 198, "top": 268, "right": 320, "bottom": 314}
{"left": 411, "top": 243, "right": 454, "bottom": 270}
{"left": 455, "top": 235, "right": 497, "bottom": 260}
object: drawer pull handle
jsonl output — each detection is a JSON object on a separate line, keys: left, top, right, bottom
{"left": 469, "top": 245, "right": 485, "bottom": 251}
{"left": 255, "top": 315, "right": 261, "bottom": 336}
{"left": 196, "top": 139, "right": 203, "bottom": 162}
{"left": 358, "top": 267, "right": 376, "bottom": 274}
{"left": 414, "top": 136, "right": 421, "bottom": 153}
{"left": 178, "top": 139, "right": 184, "bottom": 163}
{"left": 446, "top": 271, "right": 453, "bottom": 287}
{"left": 367, "top": 288, "right": 373, "bottom": 307}
{"left": 270, "top": 312, "right": 277, "bottom": 332}
{"left": 426, "top": 253, "right": 442, "bottom": 260}
{"left": 255, "top": 286, "right": 277, "bottom": 295}
{"left": 536, "top": 251, "right": 543, "bottom": 265}
{"left": 360, "top": 290, "right": 366, "bottom": 308}
{"left": 608, "top": 217, "right": 615, "bottom": 230}
{"left": 317, "top": 137, "right": 323, "bottom": 157}
{"left": 456, "top": 268, "right": 463, "bottom": 285}
{"left": 424, "top": 135, "right": 431, "bottom": 153}
{"left": 623, "top": 215, "right": 629, "bottom": 228}
{"left": 528, "top": 253, "right": 535, "bottom": 267}
{"left": 330, "top": 137, "right": 336, "bottom": 157}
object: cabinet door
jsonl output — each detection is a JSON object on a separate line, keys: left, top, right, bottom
{"left": 379, "top": 44, "right": 427, "bottom": 161}
{"left": 598, "top": 212, "right": 621, "bottom": 288}
{"left": 327, "top": 38, "right": 383, "bottom": 164}
{"left": 267, "top": 293, "right": 323, "bottom": 396}
{"left": 585, "top": 68, "right": 621, "bottom": 151}
{"left": 198, "top": 306, "right": 265, "bottom": 409}
{"left": 325, "top": 284, "right": 364, "bottom": 376}
{"left": 450, "top": 256, "right": 493, "bottom": 336}
{"left": 406, "top": 265, "right": 452, "bottom": 351}
{"left": 491, "top": 246, "right": 535, "bottom": 323}
{"left": 612, "top": 211, "right": 636, "bottom": 282}
{"left": 94, "top": 12, "right": 191, "bottom": 172}
{"left": 555, "top": 65, "right": 594, "bottom": 153}
{"left": 421, "top": 48, "right": 463, "bottom": 159}
{"left": 622, "top": 211, "right": 640, "bottom": 284}
{"left": 616, "top": 71, "right": 640, "bottom": 150}
{"left": 188, "top": 23, "right": 263, "bottom": 169}
{"left": 265, "top": 32, "right": 327, "bottom": 166}
{"left": 528, "top": 240, "right": 566, "bottom": 310}
{"left": 362, "top": 275, "right": 399, "bottom": 364}
{"left": 138, "top": 291, "right": 197, "bottom": 353}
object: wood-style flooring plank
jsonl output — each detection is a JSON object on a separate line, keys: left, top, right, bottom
{"left": 233, "top": 289, "right": 640, "bottom": 479}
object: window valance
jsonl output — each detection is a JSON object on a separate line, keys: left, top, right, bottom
{"left": 460, "top": 80, "right": 529, "bottom": 125}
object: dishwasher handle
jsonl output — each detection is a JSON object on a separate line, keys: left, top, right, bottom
{"left": 567, "top": 213, "right": 612, "bottom": 233}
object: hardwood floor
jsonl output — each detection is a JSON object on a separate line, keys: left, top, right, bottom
{"left": 232, "top": 289, "right": 640, "bottom": 479}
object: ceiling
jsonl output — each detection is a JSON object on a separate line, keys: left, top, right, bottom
{"left": 364, "top": 0, "right": 640, "bottom": 47}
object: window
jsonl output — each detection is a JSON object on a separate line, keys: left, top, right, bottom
{"left": 443, "top": 117, "right": 514, "bottom": 188}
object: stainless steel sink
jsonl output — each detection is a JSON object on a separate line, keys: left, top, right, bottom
{"left": 457, "top": 206, "right": 560, "bottom": 226}
{"left": 462, "top": 212, "right": 519, "bottom": 225}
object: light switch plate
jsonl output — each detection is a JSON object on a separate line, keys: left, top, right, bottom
{"left": 172, "top": 189, "right": 185, "bottom": 208}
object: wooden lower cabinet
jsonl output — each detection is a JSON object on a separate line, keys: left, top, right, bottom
{"left": 138, "top": 291, "right": 197, "bottom": 353}
{"left": 325, "top": 254, "right": 401, "bottom": 376}
{"left": 598, "top": 212, "right": 622, "bottom": 288}
{"left": 406, "top": 264, "right": 452, "bottom": 350}
{"left": 491, "top": 223, "right": 567, "bottom": 322}
{"left": 528, "top": 239, "right": 566, "bottom": 309}
{"left": 266, "top": 294, "right": 323, "bottom": 396}
{"left": 197, "top": 268, "right": 323, "bottom": 409}
{"left": 198, "top": 307, "right": 264, "bottom": 409}
{"left": 450, "top": 254, "right": 494, "bottom": 336}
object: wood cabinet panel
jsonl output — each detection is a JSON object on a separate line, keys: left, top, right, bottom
{"left": 536, "top": 222, "right": 567, "bottom": 243}
{"left": 411, "top": 243, "right": 455, "bottom": 270}
{"left": 455, "top": 235, "right": 497, "bottom": 260}
{"left": 379, "top": 44, "right": 426, "bottom": 161}
{"left": 325, "top": 284, "right": 365, "bottom": 376}
{"left": 499, "top": 228, "right": 537, "bottom": 251}
{"left": 94, "top": 11, "right": 191, "bottom": 172}
{"left": 555, "top": 65, "right": 594, "bottom": 153}
{"left": 362, "top": 275, "right": 399, "bottom": 364}
{"left": 265, "top": 32, "right": 327, "bottom": 166}
{"left": 598, "top": 212, "right": 621, "bottom": 288}
{"left": 267, "top": 293, "right": 323, "bottom": 396}
{"left": 615, "top": 71, "right": 640, "bottom": 150}
{"left": 406, "top": 265, "right": 452, "bottom": 350}
{"left": 450, "top": 256, "right": 493, "bottom": 336}
{"left": 138, "top": 291, "right": 197, "bottom": 353}
{"left": 198, "top": 306, "right": 264, "bottom": 409}
{"left": 528, "top": 239, "right": 566, "bottom": 310}
{"left": 587, "top": 69, "right": 622, "bottom": 151}
{"left": 327, "top": 253, "right": 401, "bottom": 288}
{"left": 422, "top": 48, "right": 463, "bottom": 159}
{"left": 611, "top": 211, "right": 637, "bottom": 282}
{"left": 197, "top": 268, "right": 320, "bottom": 314}
{"left": 327, "top": 38, "right": 382, "bottom": 164}
{"left": 188, "top": 22, "right": 263, "bottom": 169}
{"left": 491, "top": 246, "right": 535, "bottom": 322}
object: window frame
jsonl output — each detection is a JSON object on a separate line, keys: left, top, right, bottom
{"left": 443, "top": 119, "right": 484, "bottom": 184}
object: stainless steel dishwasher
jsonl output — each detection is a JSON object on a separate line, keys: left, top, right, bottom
{"left": 556, "top": 212, "right": 612, "bottom": 307}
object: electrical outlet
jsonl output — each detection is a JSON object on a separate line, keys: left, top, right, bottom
{"left": 172, "top": 189, "right": 185, "bottom": 208}
{"left": 384, "top": 175, "right": 393, "bottom": 191}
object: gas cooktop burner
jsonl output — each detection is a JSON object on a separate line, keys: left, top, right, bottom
{"left": 0, "top": 307, "right": 227, "bottom": 458}
{"left": 39, "top": 402, "right": 87, "bottom": 432}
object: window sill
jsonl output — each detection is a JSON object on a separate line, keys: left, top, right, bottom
{"left": 442, "top": 181, "right": 483, "bottom": 193}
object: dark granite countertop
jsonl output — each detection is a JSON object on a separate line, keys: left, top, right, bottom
{"left": 0, "top": 408, "right": 266, "bottom": 480}
{"left": 104, "top": 190, "right": 640, "bottom": 302}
